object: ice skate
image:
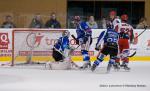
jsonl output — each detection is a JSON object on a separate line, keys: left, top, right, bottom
{"left": 113, "top": 62, "right": 120, "bottom": 71}
{"left": 107, "top": 63, "right": 112, "bottom": 73}
{"left": 80, "top": 61, "right": 91, "bottom": 69}
{"left": 91, "top": 63, "right": 97, "bottom": 72}
{"left": 121, "top": 64, "right": 130, "bottom": 70}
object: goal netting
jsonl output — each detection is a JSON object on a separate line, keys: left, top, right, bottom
{"left": 12, "top": 29, "right": 64, "bottom": 66}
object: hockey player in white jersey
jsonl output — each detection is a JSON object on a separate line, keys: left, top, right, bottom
{"left": 114, "top": 14, "right": 135, "bottom": 70}
{"left": 108, "top": 10, "right": 121, "bottom": 29}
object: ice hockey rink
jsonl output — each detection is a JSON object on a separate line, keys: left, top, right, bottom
{"left": 0, "top": 61, "right": 150, "bottom": 91}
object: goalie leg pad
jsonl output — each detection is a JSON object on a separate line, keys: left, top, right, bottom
{"left": 50, "top": 61, "right": 71, "bottom": 70}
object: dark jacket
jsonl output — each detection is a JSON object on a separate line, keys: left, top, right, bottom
{"left": 1, "top": 22, "right": 16, "bottom": 28}
{"left": 29, "top": 19, "right": 44, "bottom": 28}
{"left": 45, "top": 19, "right": 61, "bottom": 28}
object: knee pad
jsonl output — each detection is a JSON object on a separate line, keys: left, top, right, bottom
{"left": 81, "top": 50, "right": 90, "bottom": 61}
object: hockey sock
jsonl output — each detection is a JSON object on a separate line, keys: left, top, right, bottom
{"left": 109, "top": 59, "right": 115, "bottom": 64}
{"left": 81, "top": 50, "right": 90, "bottom": 62}
{"left": 93, "top": 54, "right": 104, "bottom": 66}
{"left": 115, "top": 58, "right": 120, "bottom": 63}
{"left": 122, "top": 57, "right": 129, "bottom": 63}
{"left": 122, "top": 61, "right": 129, "bottom": 66}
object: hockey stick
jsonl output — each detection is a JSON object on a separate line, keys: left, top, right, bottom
{"left": 71, "top": 35, "right": 81, "bottom": 49}
{"left": 71, "top": 34, "right": 93, "bottom": 49}
{"left": 127, "top": 51, "right": 136, "bottom": 57}
{"left": 128, "top": 26, "right": 148, "bottom": 57}
{"left": 135, "top": 26, "right": 148, "bottom": 38}
{"left": 71, "top": 35, "right": 79, "bottom": 44}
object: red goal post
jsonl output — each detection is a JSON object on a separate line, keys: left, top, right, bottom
{"left": 11, "top": 29, "right": 65, "bottom": 66}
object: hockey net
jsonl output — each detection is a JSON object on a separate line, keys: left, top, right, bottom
{"left": 12, "top": 29, "right": 64, "bottom": 66}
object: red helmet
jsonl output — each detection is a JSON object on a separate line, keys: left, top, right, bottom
{"left": 121, "top": 14, "right": 128, "bottom": 21}
{"left": 74, "top": 16, "right": 80, "bottom": 21}
{"left": 109, "top": 10, "right": 116, "bottom": 16}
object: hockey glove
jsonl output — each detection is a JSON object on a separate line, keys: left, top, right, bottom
{"left": 95, "top": 47, "right": 100, "bottom": 51}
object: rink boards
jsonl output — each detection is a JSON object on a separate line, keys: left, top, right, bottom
{"left": 0, "top": 28, "right": 150, "bottom": 62}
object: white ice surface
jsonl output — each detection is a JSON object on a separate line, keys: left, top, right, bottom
{"left": 0, "top": 61, "right": 150, "bottom": 91}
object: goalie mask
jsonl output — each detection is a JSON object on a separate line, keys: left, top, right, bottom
{"left": 62, "top": 30, "right": 70, "bottom": 37}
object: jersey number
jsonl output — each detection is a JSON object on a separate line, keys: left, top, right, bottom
{"left": 107, "top": 38, "right": 117, "bottom": 43}
{"left": 120, "top": 28, "right": 130, "bottom": 33}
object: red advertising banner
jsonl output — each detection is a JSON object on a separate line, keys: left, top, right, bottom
{"left": 0, "top": 33, "right": 10, "bottom": 49}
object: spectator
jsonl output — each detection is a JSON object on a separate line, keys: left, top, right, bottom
{"left": 45, "top": 12, "right": 61, "bottom": 28}
{"left": 1, "top": 15, "right": 16, "bottom": 28}
{"left": 101, "top": 17, "right": 107, "bottom": 29}
{"left": 29, "top": 14, "right": 44, "bottom": 28}
{"left": 68, "top": 16, "right": 76, "bottom": 28}
{"left": 68, "top": 20, "right": 75, "bottom": 28}
{"left": 86, "top": 16, "right": 98, "bottom": 29}
{"left": 136, "top": 17, "right": 149, "bottom": 29}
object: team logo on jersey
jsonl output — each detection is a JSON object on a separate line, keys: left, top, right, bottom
{"left": 26, "top": 32, "right": 44, "bottom": 48}
{"left": 0, "top": 33, "right": 10, "bottom": 49}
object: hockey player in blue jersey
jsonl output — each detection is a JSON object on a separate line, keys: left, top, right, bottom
{"left": 91, "top": 26, "right": 119, "bottom": 73}
{"left": 73, "top": 16, "right": 92, "bottom": 69}
{"left": 52, "top": 30, "right": 70, "bottom": 62}
{"left": 49, "top": 30, "right": 79, "bottom": 69}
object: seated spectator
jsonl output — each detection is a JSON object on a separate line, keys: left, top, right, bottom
{"left": 100, "top": 17, "right": 107, "bottom": 29}
{"left": 45, "top": 12, "right": 61, "bottom": 28}
{"left": 29, "top": 14, "right": 44, "bottom": 28}
{"left": 86, "top": 16, "right": 98, "bottom": 29}
{"left": 136, "top": 17, "right": 149, "bottom": 29}
{"left": 1, "top": 15, "right": 16, "bottom": 28}
{"left": 68, "top": 20, "right": 75, "bottom": 29}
